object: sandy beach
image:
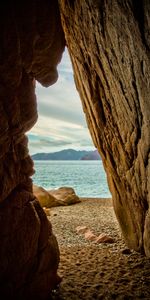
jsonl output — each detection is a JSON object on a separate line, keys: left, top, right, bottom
{"left": 49, "top": 198, "right": 150, "bottom": 299}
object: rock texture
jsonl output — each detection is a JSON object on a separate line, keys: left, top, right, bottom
{"left": 33, "top": 184, "right": 61, "bottom": 208}
{"left": 33, "top": 185, "right": 80, "bottom": 207}
{"left": 59, "top": 1, "right": 150, "bottom": 255}
{"left": 48, "top": 187, "right": 81, "bottom": 205}
{"left": 0, "top": 1, "right": 65, "bottom": 299}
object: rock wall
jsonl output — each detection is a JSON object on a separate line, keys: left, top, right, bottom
{"left": 59, "top": 0, "right": 150, "bottom": 255}
{"left": 0, "top": 1, "right": 65, "bottom": 299}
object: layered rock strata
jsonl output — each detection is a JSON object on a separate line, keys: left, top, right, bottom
{"left": 59, "top": 0, "right": 150, "bottom": 255}
{"left": 0, "top": 1, "right": 65, "bottom": 299}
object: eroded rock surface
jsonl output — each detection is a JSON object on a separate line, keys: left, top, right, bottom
{"left": 59, "top": 0, "right": 150, "bottom": 254}
{"left": 0, "top": 1, "right": 65, "bottom": 299}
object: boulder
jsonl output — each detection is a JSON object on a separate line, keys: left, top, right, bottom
{"left": 48, "top": 187, "right": 81, "bottom": 205}
{"left": 33, "top": 185, "right": 80, "bottom": 207}
{"left": 33, "top": 185, "right": 61, "bottom": 208}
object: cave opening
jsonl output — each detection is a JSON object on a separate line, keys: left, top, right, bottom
{"left": 27, "top": 47, "right": 129, "bottom": 300}
{"left": 28, "top": 48, "right": 111, "bottom": 199}
{"left": 1, "top": 0, "right": 150, "bottom": 298}
{"left": 27, "top": 48, "right": 125, "bottom": 299}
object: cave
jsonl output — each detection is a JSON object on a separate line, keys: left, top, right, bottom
{"left": 0, "top": 0, "right": 150, "bottom": 299}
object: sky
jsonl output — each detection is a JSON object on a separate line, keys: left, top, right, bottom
{"left": 27, "top": 49, "right": 95, "bottom": 154}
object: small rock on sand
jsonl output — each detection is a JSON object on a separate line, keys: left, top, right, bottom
{"left": 76, "top": 226, "right": 88, "bottom": 234}
{"left": 85, "top": 230, "right": 97, "bottom": 241}
{"left": 95, "top": 233, "right": 115, "bottom": 244}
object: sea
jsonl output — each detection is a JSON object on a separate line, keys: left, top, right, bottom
{"left": 32, "top": 160, "right": 111, "bottom": 198}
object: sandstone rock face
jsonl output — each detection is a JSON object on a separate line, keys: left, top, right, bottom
{"left": 0, "top": 1, "right": 65, "bottom": 299}
{"left": 59, "top": 1, "right": 150, "bottom": 255}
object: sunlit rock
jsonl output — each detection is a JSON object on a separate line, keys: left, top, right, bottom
{"left": 48, "top": 186, "right": 81, "bottom": 205}
{"left": 33, "top": 184, "right": 60, "bottom": 208}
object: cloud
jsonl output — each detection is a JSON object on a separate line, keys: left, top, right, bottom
{"left": 28, "top": 133, "right": 71, "bottom": 152}
{"left": 28, "top": 48, "right": 95, "bottom": 154}
{"left": 36, "top": 100, "right": 85, "bottom": 127}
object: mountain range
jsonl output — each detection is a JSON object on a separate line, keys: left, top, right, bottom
{"left": 32, "top": 149, "right": 101, "bottom": 160}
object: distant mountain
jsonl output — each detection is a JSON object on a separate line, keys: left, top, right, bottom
{"left": 32, "top": 149, "right": 101, "bottom": 161}
{"left": 81, "top": 150, "right": 101, "bottom": 160}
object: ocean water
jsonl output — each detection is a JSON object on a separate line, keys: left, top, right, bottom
{"left": 32, "top": 160, "right": 111, "bottom": 198}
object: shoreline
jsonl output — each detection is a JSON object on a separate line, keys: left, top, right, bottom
{"left": 49, "top": 197, "right": 150, "bottom": 299}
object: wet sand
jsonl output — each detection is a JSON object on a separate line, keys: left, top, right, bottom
{"left": 49, "top": 198, "right": 150, "bottom": 300}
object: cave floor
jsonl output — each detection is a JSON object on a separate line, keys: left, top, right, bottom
{"left": 49, "top": 198, "right": 150, "bottom": 300}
